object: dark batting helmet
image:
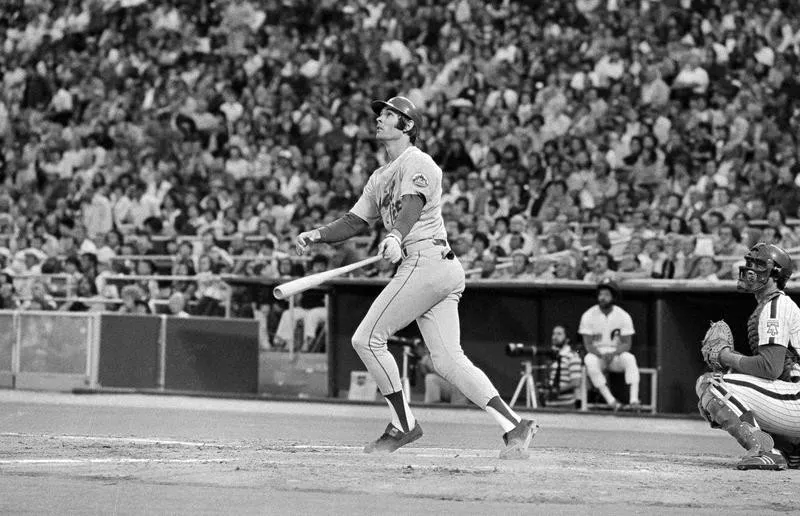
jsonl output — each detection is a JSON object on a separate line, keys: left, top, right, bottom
{"left": 738, "top": 243, "right": 794, "bottom": 292}
{"left": 371, "top": 96, "right": 421, "bottom": 141}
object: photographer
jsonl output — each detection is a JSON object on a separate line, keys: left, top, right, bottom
{"left": 546, "top": 326, "right": 583, "bottom": 407}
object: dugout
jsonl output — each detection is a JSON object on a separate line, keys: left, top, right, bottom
{"left": 326, "top": 279, "right": 784, "bottom": 414}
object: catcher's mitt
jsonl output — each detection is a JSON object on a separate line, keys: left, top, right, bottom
{"left": 701, "top": 320, "right": 733, "bottom": 371}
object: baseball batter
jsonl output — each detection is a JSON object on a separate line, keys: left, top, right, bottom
{"left": 296, "top": 97, "right": 536, "bottom": 457}
{"left": 697, "top": 243, "right": 800, "bottom": 470}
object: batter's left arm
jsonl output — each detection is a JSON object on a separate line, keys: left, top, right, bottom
{"left": 389, "top": 195, "right": 424, "bottom": 240}
{"left": 378, "top": 195, "right": 424, "bottom": 263}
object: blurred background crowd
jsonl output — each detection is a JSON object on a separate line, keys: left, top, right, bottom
{"left": 1, "top": 0, "right": 800, "bottom": 319}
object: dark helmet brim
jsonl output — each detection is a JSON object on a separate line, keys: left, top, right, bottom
{"left": 371, "top": 100, "right": 393, "bottom": 116}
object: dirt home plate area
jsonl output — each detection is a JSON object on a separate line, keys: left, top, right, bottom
{"left": 0, "top": 392, "right": 797, "bottom": 515}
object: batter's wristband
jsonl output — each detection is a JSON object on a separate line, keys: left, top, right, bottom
{"left": 385, "top": 232, "right": 402, "bottom": 246}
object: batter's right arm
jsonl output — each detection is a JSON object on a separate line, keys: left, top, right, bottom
{"left": 296, "top": 173, "right": 380, "bottom": 255}
{"left": 295, "top": 213, "right": 370, "bottom": 255}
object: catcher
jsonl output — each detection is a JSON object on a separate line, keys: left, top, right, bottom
{"left": 697, "top": 243, "right": 800, "bottom": 470}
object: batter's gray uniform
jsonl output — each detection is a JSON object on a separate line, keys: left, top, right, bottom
{"left": 350, "top": 146, "right": 500, "bottom": 407}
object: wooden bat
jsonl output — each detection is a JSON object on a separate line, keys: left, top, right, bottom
{"left": 273, "top": 255, "right": 382, "bottom": 300}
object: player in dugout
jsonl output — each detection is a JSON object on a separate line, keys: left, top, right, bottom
{"left": 578, "top": 279, "right": 642, "bottom": 411}
{"left": 295, "top": 96, "right": 536, "bottom": 458}
{"left": 698, "top": 243, "right": 800, "bottom": 470}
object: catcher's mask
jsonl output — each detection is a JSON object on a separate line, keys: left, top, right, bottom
{"left": 737, "top": 243, "right": 793, "bottom": 292}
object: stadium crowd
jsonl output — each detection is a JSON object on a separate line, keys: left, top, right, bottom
{"left": 1, "top": 0, "right": 800, "bottom": 318}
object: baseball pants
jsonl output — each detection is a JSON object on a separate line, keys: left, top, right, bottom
{"left": 719, "top": 373, "right": 800, "bottom": 442}
{"left": 584, "top": 351, "right": 640, "bottom": 387}
{"left": 351, "top": 242, "right": 499, "bottom": 408}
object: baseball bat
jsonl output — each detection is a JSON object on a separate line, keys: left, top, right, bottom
{"left": 273, "top": 255, "right": 382, "bottom": 300}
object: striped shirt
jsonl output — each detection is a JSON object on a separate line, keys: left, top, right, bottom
{"left": 549, "top": 344, "right": 583, "bottom": 394}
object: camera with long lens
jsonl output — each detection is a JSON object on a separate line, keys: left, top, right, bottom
{"left": 505, "top": 342, "right": 558, "bottom": 360}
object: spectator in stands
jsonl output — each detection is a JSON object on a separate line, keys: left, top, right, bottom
{"left": 168, "top": 292, "right": 190, "bottom": 318}
{"left": 22, "top": 281, "right": 57, "bottom": 311}
{"left": 583, "top": 251, "right": 616, "bottom": 283}
{"left": 0, "top": 0, "right": 799, "bottom": 313}
{"left": 194, "top": 254, "right": 228, "bottom": 317}
{"left": 689, "top": 255, "right": 722, "bottom": 282}
{"left": 118, "top": 285, "right": 146, "bottom": 314}
{"left": 498, "top": 250, "right": 534, "bottom": 281}
{"left": 59, "top": 276, "right": 99, "bottom": 312}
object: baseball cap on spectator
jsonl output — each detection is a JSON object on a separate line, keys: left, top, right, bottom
{"left": 24, "top": 248, "right": 47, "bottom": 262}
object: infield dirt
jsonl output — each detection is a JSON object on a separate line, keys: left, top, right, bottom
{"left": 0, "top": 392, "right": 797, "bottom": 515}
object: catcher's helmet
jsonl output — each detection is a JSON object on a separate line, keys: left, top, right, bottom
{"left": 738, "top": 243, "right": 794, "bottom": 292}
{"left": 371, "top": 96, "right": 421, "bottom": 140}
{"left": 597, "top": 278, "right": 620, "bottom": 300}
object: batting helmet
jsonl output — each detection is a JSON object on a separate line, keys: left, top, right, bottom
{"left": 738, "top": 243, "right": 794, "bottom": 291}
{"left": 597, "top": 278, "right": 620, "bottom": 300}
{"left": 371, "top": 96, "right": 421, "bottom": 141}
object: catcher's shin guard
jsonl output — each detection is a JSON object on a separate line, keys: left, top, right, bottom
{"left": 696, "top": 374, "right": 774, "bottom": 454}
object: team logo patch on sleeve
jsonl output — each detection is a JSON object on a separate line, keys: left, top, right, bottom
{"left": 412, "top": 173, "right": 429, "bottom": 188}
{"left": 766, "top": 319, "right": 779, "bottom": 337}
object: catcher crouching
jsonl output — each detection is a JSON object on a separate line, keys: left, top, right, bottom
{"left": 697, "top": 243, "right": 800, "bottom": 471}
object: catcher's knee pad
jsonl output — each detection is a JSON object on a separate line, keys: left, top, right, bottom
{"left": 696, "top": 373, "right": 759, "bottom": 428}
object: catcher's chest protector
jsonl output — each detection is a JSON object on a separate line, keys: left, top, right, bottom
{"left": 747, "top": 292, "right": 800, "bottom": 381}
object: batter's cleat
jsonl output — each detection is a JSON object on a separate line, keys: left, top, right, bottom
{"left": 736, "top": 451, "right": 788, "bottom": 471}
{"left": 499, "top": 419, "right": 538, "bottom": 460}
{"left": 364, "top": 423, "right": 423, "bottom": 454}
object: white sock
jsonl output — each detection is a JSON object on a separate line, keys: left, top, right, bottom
{"left": 485, "top": 406, "right": 518, "bottom": 433}
{"left": 629, "top": 382, "right": 640, "bottom": 404}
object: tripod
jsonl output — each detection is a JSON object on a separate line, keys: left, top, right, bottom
{"left": 509, "top": 360, "right": 538, "bottom": 409}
